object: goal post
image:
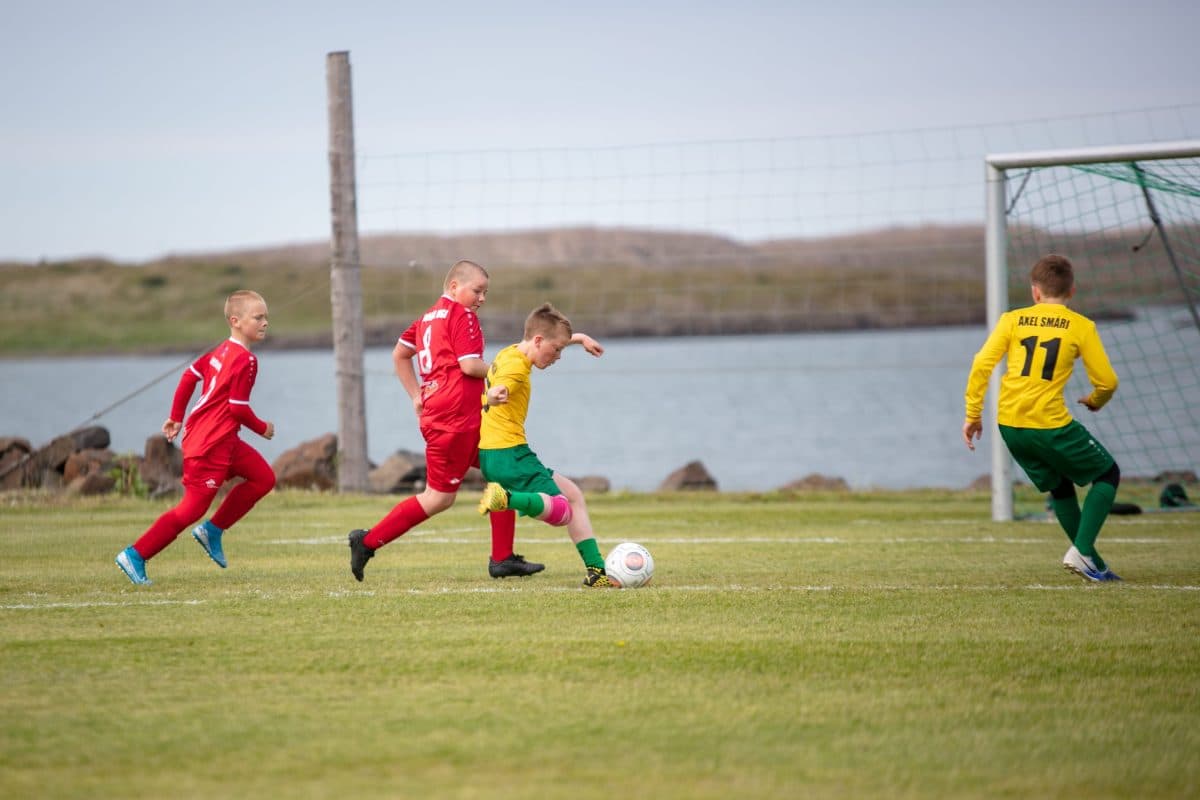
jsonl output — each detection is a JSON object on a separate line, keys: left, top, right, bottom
{"left": 984, "top": 140, "right": 1200, "bottom": 521}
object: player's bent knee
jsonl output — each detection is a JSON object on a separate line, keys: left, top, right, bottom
{"left": 553, "top": 473, "right": 582, "bottom": 501}
{"left": 1095, "top": 461, "right": 1120, "bottom": 489}
{"left": 541, "top": 494, "right": 573, "bottom": 526}
{"left": 419, "top": 488, "right": 457, "bottom": 515}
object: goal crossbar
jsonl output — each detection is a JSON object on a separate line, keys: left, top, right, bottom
{"left": 984, "top": 140, "right": 1200, "bottom": 521}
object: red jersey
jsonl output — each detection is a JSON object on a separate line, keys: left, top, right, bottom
{"left": 398, "top": 295, "right": 485, "bottom": 433}
{"left": 173, "top": 338, "right": 268, "bottom": 458}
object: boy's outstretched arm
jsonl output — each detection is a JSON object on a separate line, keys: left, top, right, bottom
{"left": 569, "top": 332, "right": 604, "bottom": 356}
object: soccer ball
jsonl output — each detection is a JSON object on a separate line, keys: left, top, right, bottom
{"left": 605, "top": 542, "right": 655, "bottom": 588}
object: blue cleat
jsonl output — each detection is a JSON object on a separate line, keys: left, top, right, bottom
{"left": 192, "top": 523, "right": 227, "bottom": 568}
{"left": 115, "top": 547, "right": 152, "bottom": 585}
{"left": 1097, "top": 568, "right": 1123, "bottom": 582}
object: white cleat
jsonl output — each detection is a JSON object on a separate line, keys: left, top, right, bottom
{"left": 1062, "top": 546, "right": 1106, "bottom": 582}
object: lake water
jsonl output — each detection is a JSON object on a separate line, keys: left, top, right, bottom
{"left": 2, "top": 316, "right": 1196, "bottom": 492}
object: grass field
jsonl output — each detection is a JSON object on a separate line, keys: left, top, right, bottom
{"left": 2, "top": 488, "right": 1198, "bottom": 799}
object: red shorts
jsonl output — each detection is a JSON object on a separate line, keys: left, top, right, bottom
{"left": 420, "top": 425, "right": 479, "bottom": 493}
{"left": 182, "top": 436, "right": 271, "bottom": 492}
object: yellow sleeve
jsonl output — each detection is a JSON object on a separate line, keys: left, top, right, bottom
{"left": 487, "top": 349, "right": 525, "bottom": 392}
{"left": 1078, "top": 322, "right": 1119, "bottom": 409}
{"left": 964, "top": 314, "right": 1012, "bottom": 422}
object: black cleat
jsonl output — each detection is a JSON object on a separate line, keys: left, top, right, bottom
{"left": 348, "top": 529, "right": 375, "bottom": 582}
{"left": 488, "top": 553, "right": 545, "bottom": 579}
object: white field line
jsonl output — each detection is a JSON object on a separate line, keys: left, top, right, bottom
{"left": 264, "top": 534, "right": 1174, "bottom": 546}
{"left": 1, "top": 599, "right": 207, "bottom": 610}
{"left": 6, "top": 582, "right": 1199, "bottom": 610}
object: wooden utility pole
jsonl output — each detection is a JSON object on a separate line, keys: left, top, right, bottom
{"left": 326, "top": 51, "right": 368, "bottom": 492}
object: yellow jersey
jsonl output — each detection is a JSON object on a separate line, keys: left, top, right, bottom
{"left": 964, "top": 302, "right": 1118, "bottom": 429}
{"left": 480, "top": 344, "right": 533, "bottom": 449}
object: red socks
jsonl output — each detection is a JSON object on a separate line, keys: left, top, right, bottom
{"left": 133, "top": 488, "right": 215, "bottom": 559}
{"left": 490, "top": 509, "right": 516, "bottom": 561}
{"left": 364, "top": 496, "right": 430, "bottom": 549}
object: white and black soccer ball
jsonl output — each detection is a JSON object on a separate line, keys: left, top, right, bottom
{"left": 605, "top": 542, "right": 655, "bottom": 588}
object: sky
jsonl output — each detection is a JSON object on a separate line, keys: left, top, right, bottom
{"left": 3, "top": 0, "right": 1199, "bottom": 263}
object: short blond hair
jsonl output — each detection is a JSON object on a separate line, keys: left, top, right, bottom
{"left": 523, "top": 302, "right": 572, "bottom": 340}
{"left": 224, "top": 290, "right": 266, "bottom": 320}
{"left": 443, "top": 260, "right": 488, "bottom": 289}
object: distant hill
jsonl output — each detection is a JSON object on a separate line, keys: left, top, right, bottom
{"left": 2, "top": 222, "right": 1189, "bottom": 356}
{"left": 162, "top": 226, "right": 765, "bottom": 271}
{"left": 156, "top": 223, "right": 986, "bottom": 273}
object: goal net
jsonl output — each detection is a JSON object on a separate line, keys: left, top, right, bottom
{"left": 985, "top": 142, "right": 1200, "bottom": 520}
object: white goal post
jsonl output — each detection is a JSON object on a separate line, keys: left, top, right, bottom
{"left": 984, "top": 140, "right": 1200, "bottom": 521}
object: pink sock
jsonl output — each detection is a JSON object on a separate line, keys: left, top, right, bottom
{"left": 541, "top": 494, "right": 572, "bottom": 526}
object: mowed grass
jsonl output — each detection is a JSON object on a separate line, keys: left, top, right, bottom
{"left": 1, "top": 488, "right": 1198, "bottom": 799}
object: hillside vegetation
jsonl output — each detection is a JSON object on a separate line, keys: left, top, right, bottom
{"left": 9, "top": 219, "right": 1183, "bottom": 356}
{"left": 0, "top": 225, "right": 989, "bottom": 356}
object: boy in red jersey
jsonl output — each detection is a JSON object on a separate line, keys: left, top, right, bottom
{"left": 115, "top": 290, "right": 276, "bottom": 585}
{"left": 963, "top": 254, "right": 1122, "bottom": 581}
{"left": 347, "top": 260, "right": 539, "bottom": 582}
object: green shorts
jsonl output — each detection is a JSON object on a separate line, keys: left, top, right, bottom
{"left": 999, "top": 420, "right": 1115, "bottom": 492}
{"left": 478, "top": 444, "right": 560, "bottom": 496}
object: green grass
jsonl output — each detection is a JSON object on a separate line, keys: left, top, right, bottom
{"left": 2, "top": 489, "right": 1198, "bottom": 799}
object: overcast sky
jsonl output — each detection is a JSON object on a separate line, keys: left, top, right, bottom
{"left": 3, "top": 0, "right": 1199, "bottom": 262}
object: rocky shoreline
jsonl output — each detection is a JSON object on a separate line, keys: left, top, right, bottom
{"left": 5, "top": 425, "right": 1192, "bottom": 500}
{"left": 0, "top": 426, "right": 867, "bottom": 499}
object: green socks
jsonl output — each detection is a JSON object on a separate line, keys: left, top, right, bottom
{"left": 1051, "top": 495, "right": 1082, "bottom": 545}
{"left": 576, "top": 538, "right": 605, "bottom": 570}
{"left": 507, "top": 492, "right": 605, "bottom": 571}
{"left": 1075, "top": 482, "right": 1116, "bottom": 571}
{"left": 506, "top": 491, "right": 545, "bottom": 518}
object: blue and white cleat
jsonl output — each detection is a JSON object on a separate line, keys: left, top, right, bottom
{"left": 115, "top": 546, "right": 152, "bottom": 585}
{"left": 1062, "top": 546, "right": 1106, "bottom": 583}
{"left": 1096, "top": 568, "right": 1123, "bottom": 582}
{"left": 192, "top": 523, "right": 227, "bottom": 568}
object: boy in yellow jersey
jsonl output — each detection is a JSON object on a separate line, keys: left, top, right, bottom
{"left": 476, "top": 303, "right": 612, "bottom": 586}
{"left": 963, "top": 254, "right": 1122, "bottom": 582}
